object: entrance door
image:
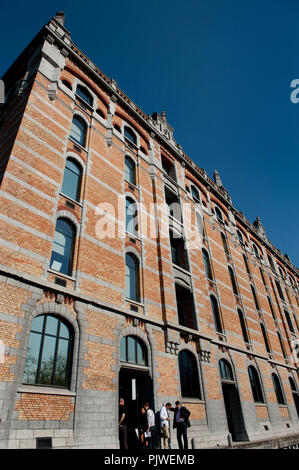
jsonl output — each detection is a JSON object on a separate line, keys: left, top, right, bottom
{"left": 222, "top": 383, "right": 248, "bottom": 442}
{"left": 119, "top": 368, "right": 154, "bottom": 448}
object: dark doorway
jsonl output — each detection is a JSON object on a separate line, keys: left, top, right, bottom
{"left": 119, "top": 367, "right": 154, "bottom": 449}
{"left": 222, "top": 383, "right": 248, "bottom": 442}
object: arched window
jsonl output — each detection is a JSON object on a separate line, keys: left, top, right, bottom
{"left": 125, "top": 156, "right": 136, "bottom": 185}
{"left": 237, "top": 230, "right": 244, "bottom": 244}
{"left": 120, "top": 335, "right": 147, "bottom": 366}
{"left": 259, "top": 267, "right": 267, "bottom": 287}
{"left": 191, "top": 185, "right": 200, "bottom": 202}
{"left": 62, "top": 79, "right": 72, "bottom": 90}
{"left": 178, "top": 350, "right": 201, "bottom": 399}
{"left": 23, "top": 314, "right": 73, "bottom": 387}
{"left": 260, "top": 323, "right": 271, "bottom": 354}
{"left": 61, "top": 158, "right": 82, "bottom": 201}
{"left": 278, "top": 266, "right": 285, "bottom": 279}
{"left": 228, "top": 266, "right": 239, "bottom": 295}
{"left": 219, "top": 359, "right": 234, "bottom": 381}
{"left": 76, "top": 84, "right": 93, "bottom": 106}
{"left": 289, "top": 377, "right": 297, "bottom": 393}
{"left": 50, "top": 218, "right": 75, "bottom": 276}
{"left": 253, "top": 244, "right": 260, "bottom": 258}
{"left": 221, "top": 232, "right": 230, "bottom": 256}
{"left": 284, "top": 309, "right": 295, "bottom": 334}
{"left": 277, "top": 331, "right": 287, "bottom": 359}
{"left": 243, "top": 254, "right": 251, "bottom": 275}
{"left": 248, "top": 366, "right": 264, "bottom": 403}
{"left": 202, "top": 249, "right": 213, "bottom": 281}
{"left": 96, "top": 108, "right": 105, "bottom": 119}
{"left": 272, "top": 373, "right": 286, "bottom": 405}
{"left": 250, "top": 285, "right": 260, "bottom": 311}
{"left": 214, "top": 206, "right": 223, "bottom": 222}
{"left": 196, "top": 213, "right": 204, "bottom": 238}
{"left": 125, "top": 253, "right": 140, "bottom": 302}
{"left": 210, "top": 296, "right": 223, "bottom": 333}
{"left": 275, "top": 280, "right": 285, "bottom": 302}
{"left": 70, "top": 115, "right": 87, "bottom": 147}
{"left": 268, "top": 254, "right": 276, "bottom": 272}
{"left": 124, "top": 126, "right": 137, "bottom": 145}
{"left": 126, "top": 197, "right": 138, "bottom": 235}
{"left": 267, "top": 296, "right": 276, "bottom": 320}
{"left": 238, "top": 309, "right": 249, "bottom": 344}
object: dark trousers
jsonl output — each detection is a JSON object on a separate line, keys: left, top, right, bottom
{"left": 119, "top": 425, "right": 128, "bottom": 449}
{"left": 148, "top": 426, "right": 156, "bottom": 449}
{"left": 176, "top": 421, "right": 188, "bottom": 449}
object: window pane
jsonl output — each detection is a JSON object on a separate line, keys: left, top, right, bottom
{"left": 137, "top": 341, "right": 145, "bottom": 365}
{"left": 54, "top": 338, "right": 69, "bottom": 386}
{"left": 62, "top": 161, "right": 81, "bottom": 201}
{"left": 71, "top": 117, "right": 86, "bottom": 146}
{"left": 127, "top": 336, "right": 136, "bottom": 363}
{"left": 50, "top": 219, "right": 74, "bottom": 275}
{"left": 120, "top": 337, "right": 126, "bottom": 362}
{"left": 125, "top": 157, "right": 135, "bottom": 185}
{"left": 45, "top": 316, "right": 59, "bottom": 336}
{"left": 30, "top": 315, "right": 44, "bottom": 333}
{"left": 124, "top": 126, "right": 137, "bottom": 145}
{"left": 76, "top": 86, "right": 92, "bottom": 106}
{"left": 23, "top": 332, "right": 41, "bottom": 384}
{"left": 38, "top": 336, "right": 56, "bottom": 385}
{"left": 59, "top": 322, "right": 70, "bottom": 340}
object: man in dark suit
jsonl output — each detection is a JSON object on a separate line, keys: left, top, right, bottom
{"left": 170, "top": 400, "right": 191, "bottom": 450}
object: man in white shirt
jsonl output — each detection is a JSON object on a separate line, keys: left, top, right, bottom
{"left": 159, "top": 402, "right": 172, "bottom": 449}
{"left": 144, "top": 402, "right": 156, "bottom": 449}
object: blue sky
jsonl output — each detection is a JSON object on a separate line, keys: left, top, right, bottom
{"left": 1, "top": 0, "right": 298, "bottom": 266}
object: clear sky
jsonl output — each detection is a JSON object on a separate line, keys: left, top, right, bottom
{"left": 1, "top": 0, "right": 298, "bottom": 266}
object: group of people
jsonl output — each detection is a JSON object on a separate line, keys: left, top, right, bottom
{"left": 119, "top": 398, "right": 191, "bottom": 450}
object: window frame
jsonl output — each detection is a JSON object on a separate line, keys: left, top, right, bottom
{"left": 23, "top": 314, "right": 73, "bottom": 388}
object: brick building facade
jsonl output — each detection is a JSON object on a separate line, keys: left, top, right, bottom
{"left": 0, "top": 12, "right": 298, "bottom": 449}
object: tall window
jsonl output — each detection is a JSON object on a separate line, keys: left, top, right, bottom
{"left": 252, "top": 244, "right": 260, "bottom": 258}
{"left": 284, "top": 310, "right": 295, "bottom": 334}
{"left": 23, "top": 314, "right": 73, "bottom": 387}
{"left": 259, "top": 267, "right": 267, "bottom": 287}
{"left": 161, "top": 155, "right": 176, "bottom": 180}
{"left": 237, "top": 230, "right": 244, "bottom": 244}
{"left": 210, "top": 296, "right": 223, "bottom": 333}
{"left": 243, "top": 254, "right": 251, "bottom": 275}
{"left": 275, "top": 280, "right": 285, "bottom": 302}
{"left": 251, "top": 285, "right": 260, "bottom": 311}
{"left": 260, "top": 323, "right": 271, "bottom": 354}
{"left": 124, "top": 126, "right": 137, "bottom": 145}
{"left": 214, "top": 206, "right": 223, "bottom": 222}
{"left": 221, "top": 233, "right": 230, "bottom": 256}
{"left": 268, "top": 255, "right": 276, "bottom": 272}
{"left": 267, "top": 296, "right": 276, "bottom": 320}
{"left": 125, "top": 156, "right": 136, "bottom": 185}
{"left": 202, "top": 249, "right": 213, "bottom": 281}
{"left": 50, "top": 218, "right": 75, "bottom": 276}
{"left": 126, "top": 197, "right": 138, "bottom": 235}
{"left": 191, "top": 185, "right": 200, "bottom": 202}
{"left": 175, "top": 284, "right": 197, "bottom": 330}
{"left": 70, "top": 115, "right": 87, "bottom": 147}
{"left": 238, "top": 309, "right": 249, "bottom": 344}
{"left": 61, "top": 158, "right": 82, "bottom": 201}
{"left": 178, "top": 350, "right": 201, "bottom": 399}
{"left": 76, "top": 84, "right": 93, "bottom": 106}
{"left": 272, "top": 373, "right": 286, "bottom": 405}
{"left": 125, "top": 253, "right": 140, "bottom": 302}
{"left": 219, "top": 359, "right": 234, "bottom": 381}
{"left": 248, "top": 366, "right": 264, "bottom": 403}
{"left": 228, "top": 266, "right": 239, "bottom": 296}
{"left": 120, "top": 336, "right": 147, "bottom": 366}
